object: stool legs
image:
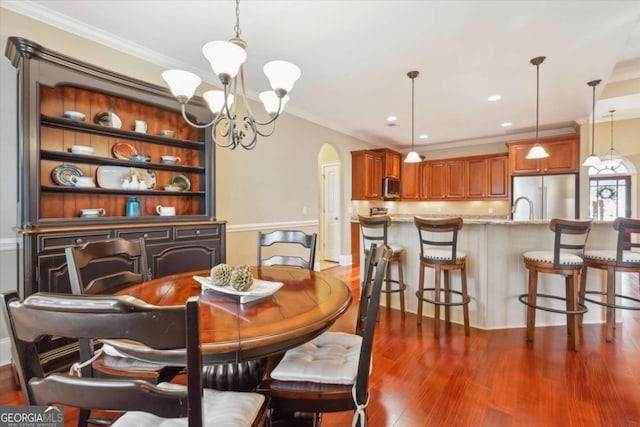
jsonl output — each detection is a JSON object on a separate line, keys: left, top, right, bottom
{"left": 417, "top": 263, "right": 425, "bottom": 325}
{"left": 526, "top": 268, "right": 537, "bottom": 342}
{"left": 461, "top": 265, "right": 470, "bottom": 336}
{"left": 397, "top": 259, "right": 406, "bottom": 319}
{"left": 606, "top": 266, "right": 615, "bottom": 342}
{"left": 433, "top": 265, "right": 442, "bottom": 338}
{"left": 567, "top": 273, "right": 580, "bottom": 352}
{"left": 382, "top": 255, "right": 406, "bottom": 319}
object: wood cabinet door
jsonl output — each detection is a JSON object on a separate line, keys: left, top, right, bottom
{"left": 509, "top": 143, "right": 541, "bottom": 175}
{"left": 401, "top": 161, "right": 421, "bottom": 200}
{"left": 364, "top": 153, "right": 383, "bottom": 198}
{"left": 427, "top": 161, "right": 447, "bottom": 199}
{"left": 487, "top": 155, "right": 509, "bottom": 198}
{"left": 466, "top": 158, "right": 487, "bottom": 199}
{"left": 147, "top": 239, "right": 221, "bottom": 278}
{"left": 447, "top": 160, "right": 466, "bottom": 199}
{"left": 542, "top": 139, "right": 578, "bottom": 173}
{"left": 384, "top": 152, "right": 401, "bottom": 179}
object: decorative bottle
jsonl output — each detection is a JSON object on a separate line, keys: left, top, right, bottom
{"left": 126, "top": 196, "right": 140, "bottom": 217}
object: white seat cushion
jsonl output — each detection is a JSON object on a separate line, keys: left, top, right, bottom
{"left": 112, "top": 383, "right": 265, "bottom": 427}
{"left": 270, "top": 331, "right": 361, "bottom": 385}
{"left": 584, "top": 249, "right": 640, "bottom": 264}
{"left": 421, "top": 248, "right": 466, "bottom": 261}
{"left": 523, "top": 251, "right": 583, "bottom": 265}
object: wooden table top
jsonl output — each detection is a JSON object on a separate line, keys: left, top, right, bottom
{"left": 106, "top": 266, "right": 352, "bottom": 364}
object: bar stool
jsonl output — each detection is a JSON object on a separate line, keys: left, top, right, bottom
{"left": 580, "top": 217, "right": 640, "bottom": 342}
{"left": 358, "top": 215, "right": 406, "bottom": 318}
{"left": 414, "top": 216, "right": 470, "bottom": 338}
{"left": 518, "top": 218, "right": 592, "bottom": 351}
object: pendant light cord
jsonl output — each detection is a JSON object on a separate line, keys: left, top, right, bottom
{"left": 411, "top": 75, "right": 415, "bottom": 151}
{"left": 535, "top": 62, "right": 539, "bottom": 144}
{"left": 591, "top": 84, "right": 596, "bottom": 154}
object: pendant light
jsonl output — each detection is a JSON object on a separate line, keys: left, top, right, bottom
{"left": 595, "top": 109, "right": 623, "bottom": 172}
{"left": 525, "top": 56, "right": 550, "bottom": 160}
{"left": 404, "top": 70, "right": 421, "bottom": 163}
{"left": 582, "top": 79, "right": 602, "bottom": 167}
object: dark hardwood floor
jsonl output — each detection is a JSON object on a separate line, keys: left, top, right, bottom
{"left": 2, "top": 265, "right": 639, "bottom": 426}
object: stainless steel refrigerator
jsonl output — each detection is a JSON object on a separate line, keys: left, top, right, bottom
{"left": 511, "top": 174, "right": 578, "bottom": 220}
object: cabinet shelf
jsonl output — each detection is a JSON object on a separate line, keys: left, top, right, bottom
{"left": 41, "top": 185, "right": 205, "bottom": 196}
{"left": 40, "top": 150, "right": 205, "bottom": 173}
{"left": 41, "top": 115, "right": 206, "bottom": 150}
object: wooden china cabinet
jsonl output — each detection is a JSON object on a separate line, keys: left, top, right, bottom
{"left": 6, "top": 37, "right": 226, "bottom": 303}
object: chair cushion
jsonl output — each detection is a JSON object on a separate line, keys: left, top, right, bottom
{"left": 523, "top": 251, "right": 583, "bottom": 265}
{"left": 584, "top": 249, "right": 640, "bottom": 264}
{"left": 270, "top": 331, "right": 362, "bottom": 385}
{"left": 421, "top": 248, "right": 466, "bottom": 261}
{"left": 112, "top": 383, "right": 265, "bottom": 427}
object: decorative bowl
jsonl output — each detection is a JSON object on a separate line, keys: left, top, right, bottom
{"left": 159, "top": 129, "right": 175, "bottom": 137}
{"left": 70, "top": 145, "right": 95, "bottom": 155}
{"left": 63, "top": 111, "right": 86, "bottom": 121}
{"left": 164, "top": 185, "right": 182, "bottom": 192}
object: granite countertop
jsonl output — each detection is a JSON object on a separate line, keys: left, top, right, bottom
{"left": 351, "top": 214, "right": 614, "bottom": 225}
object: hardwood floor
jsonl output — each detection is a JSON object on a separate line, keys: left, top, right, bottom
{"left": 2, "top": 265, "right": 639, "bottom": 426}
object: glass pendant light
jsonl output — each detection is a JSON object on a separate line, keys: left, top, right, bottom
{"left": 582, "top": 79, "right": 601, "bottom": 167}
{"left": 404, "top": 70, "right": 421, "bottom": 163}
{"left": 525, "top": 56, "right": 550, "bottom": 160}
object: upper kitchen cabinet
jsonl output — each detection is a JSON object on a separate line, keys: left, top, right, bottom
{"left": 401, "top": 160, "right": 421, "bottom": 200}
{"left": 507, "top": 135, "right": 579, "bottom": 175}
{"left": 351, "top": 150, "right": 383, "bottom": 200}
{"left": 486, "top": 154, "right": 509, "bottom": 198}
{"left": 424, "top": 159, "right": 466, "bottom": 200}
{"left": 378, "top": 149, "right": 402, "bottom": 179}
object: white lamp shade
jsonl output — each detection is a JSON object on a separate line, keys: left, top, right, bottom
{"left": 162, "top": 70, "right": 201, "bottom": 100}
{"left": 202, "top": 41, "right": 247, "bottom": 79}
{"left": 259, "top": 91, "right": 289, "bottom": 114}
{"left": 582, "top": 154, "right": 601, "bottom": 167}
{"left": 263, "top": 60, "right": 301, "bottom": 93}
{"left": 203, "top": 90, "right": 234, "bottom": 114}
{"left": 525, "top": 144, "right": 550, "bottom": 159}
{"left": 404, "top": 151, "right": 421, "bottom": 163}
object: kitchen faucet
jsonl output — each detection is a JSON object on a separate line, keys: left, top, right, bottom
{"left": 512, "top": 196, "right": 534, "bottom": 220}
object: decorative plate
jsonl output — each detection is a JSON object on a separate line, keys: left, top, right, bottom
{"left": 112, "top": 142, "right": 137, "bottom": 160}
{"left": 171, "top": 174, "right": 191, "bottom": 191}
{"left": 51, "top": 164, "right": 83, "bottom": 186}
{"left": 94, "top": 111, "right": 122, "bottom": 129}
{"left": 97, "top": 165, "right": 155, "bottom": 190}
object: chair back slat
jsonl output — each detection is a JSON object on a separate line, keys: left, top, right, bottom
{"left": 614, "top": 217, "right": 640, "bottom": 267}
{"left": 257, "top": 230, "right": 317, "bottom": 270}
{"left": 414, "top": 216, "right": 463, "bottom": 265}
{"left": 355, "top": 243, "right": 391, "bottom": 336}
{"left": 0, "top": 291, "right": 203, "bottom": 424}
{"left": 65, "top": 237, "right": 150, "bottom": 295}
{"left": 549, "top": 218, "right": 592, "bottom": 269}
{"left": 358, "top": 215, "right": 391, "bottom": 250}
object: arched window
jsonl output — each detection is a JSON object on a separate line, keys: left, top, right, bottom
{"left": 587, "top": 158, "right": 634, "bottom": 220}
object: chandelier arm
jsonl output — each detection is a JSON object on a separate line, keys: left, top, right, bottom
{"left": 239, "top": 118, "right": 258, "bottom": 149}
{"left": 210, "top": 119, "right": 238, "bottom": 149}
{"left": 180, "top": 104, "right": 222, "bottom": 129}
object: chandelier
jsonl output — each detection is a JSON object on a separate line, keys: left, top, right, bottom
{"left": 162, "top": 0, "right": 301, "bottom": 150}
{"left": 593, "top": 110, "right": 623, "bottom": 174}
{"left": 582, "top": 79, "right": 601, "bottom": 167}
{"left": 525, "top": 56, "right": 550, "bottom": 160}
{"left": 404, "top": 71, "right": 421, "bottom": 163}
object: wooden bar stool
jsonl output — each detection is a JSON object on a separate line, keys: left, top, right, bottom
{"left": 358, "top": 215, "right": 406, "bottom": 318}
{"left": 518, "top": 218, "right": 592, "bottom": 351}
{"left": 580, "top": 217, "right": 640, "bottom": 342}
{"left": 414, "top": 216, "right": 470, "bottom": 338}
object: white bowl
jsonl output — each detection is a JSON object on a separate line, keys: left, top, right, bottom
{"left": 70, "top": 145, "right": 95, "bottom": 155}
{"left": 63, "top": 111, "right": 86, "bottom": 121}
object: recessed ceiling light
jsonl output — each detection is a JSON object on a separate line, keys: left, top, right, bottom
{"left": 501, "top": 122, "right": 512, "bottom": 127}
{"left": 419, "top": 134, "right": 429, "bottom": 139}
{"left": 488, "top": 95, "right": 502, "bottom": 102}
{"left": 387, "top": 115, "right": 398, "bottom": 122}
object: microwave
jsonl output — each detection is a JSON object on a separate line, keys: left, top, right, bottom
{"left": 383, "top": 178, "right": 400, "bottom": 198}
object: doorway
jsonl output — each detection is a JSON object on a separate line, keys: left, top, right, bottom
{"left": 318, "top": 144, "right": 341, "bottom": 269}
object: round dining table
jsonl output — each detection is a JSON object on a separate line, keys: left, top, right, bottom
{"left": 107, "top": 266, "right": 352, "bottom": 368}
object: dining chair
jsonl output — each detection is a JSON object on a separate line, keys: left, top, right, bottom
{"left": 257, "top": 243, "right": 392, "bottom": 427}
{"left": 257, "top": 230, "right": 317, "bottom": 270}
{"left": 0, "top": 291, "right": 270, "bottom": 427}
{"left": 518, "top": 218, "right": 592, "bottom": 351}
{"left": 579, "top": 217, "right": 640, "bottom": 342}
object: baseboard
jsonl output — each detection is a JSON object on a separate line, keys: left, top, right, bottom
{"left": 339, "top": 254, "right": 352, "bottom": 266}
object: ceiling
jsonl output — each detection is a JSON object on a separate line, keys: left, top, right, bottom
{"left": 4, "top": 0, "right": 640, "bottom": 152}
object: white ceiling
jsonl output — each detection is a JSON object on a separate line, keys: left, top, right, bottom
{"left": 4, "top": 0, "right": 640, "bottom": 151}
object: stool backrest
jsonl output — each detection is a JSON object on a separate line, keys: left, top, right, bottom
{"left": 613, "top": 217, "right": 640, "bottom": 267}
{"left": 549, "top": 218, "right": 592, "bottom": 269}
{"left": 358, "top": 215, "right": 391, "bottom": 250}
{"left": 414, "top": 216, "right": 463, "bottom": 265}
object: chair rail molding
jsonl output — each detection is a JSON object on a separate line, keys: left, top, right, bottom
{"left": 0, "top": 238, "right": 19, "bottom": 252}
{"left": 227, "top": 220, "right": 319, "bottom": 233}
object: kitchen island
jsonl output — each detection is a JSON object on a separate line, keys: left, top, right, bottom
{"left": 355, "top": 216, "right": 615, "bottom": 329}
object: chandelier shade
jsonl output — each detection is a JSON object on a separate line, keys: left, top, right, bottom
{"left": 202, "top": 41, "right": 247, "bottom": 80}
{"left": 582, "top": 79, "right": 601, "bottom": 167}
{"left": 162, "top": 70, "right": 201, "bottom": 101}
{"left": 161, "top": 0, "right": 300, "bottom": 150}
{"left": 525, "top": 56, "right": 550, "bottom": 160}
